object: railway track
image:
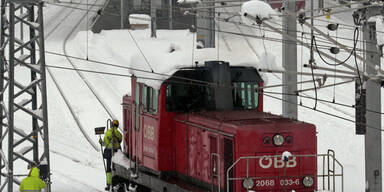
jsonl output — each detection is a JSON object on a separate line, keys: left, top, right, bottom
{"left": 42, "top": 0, "right": 112, "bottom": 151}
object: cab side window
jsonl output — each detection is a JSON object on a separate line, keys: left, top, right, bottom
{"left": 142, "top": 84, "right": 158, "bottom": 114}
{"left": 232, "top": 81, "right": 259, "bottom": 110}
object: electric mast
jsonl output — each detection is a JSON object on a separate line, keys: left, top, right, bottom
{"left": 0, "top": 0, "right": 51, "bottom": 191}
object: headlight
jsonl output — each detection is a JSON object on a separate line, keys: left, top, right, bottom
{"left": 302, "top": 176, "right": 314, "bottom": 187}
{"left": 273, "top": 134, "right": 284, "bottom": 146}
{"left": 242, "top": 178, "right": 254, "bottom": 189}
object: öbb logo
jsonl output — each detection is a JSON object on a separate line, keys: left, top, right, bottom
{"left": 259, "top": 156, "right": 297, "bottom": 169}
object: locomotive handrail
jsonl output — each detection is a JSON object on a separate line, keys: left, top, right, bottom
{"left": 210, "top": 153, "right": 221, "bottom": 192}
{"left": 226, "top": 152, "right": 344, "bottom": 192}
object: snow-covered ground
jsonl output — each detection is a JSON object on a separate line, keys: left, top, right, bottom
{"left": 5, "top": 0, "right": 384, "bottom": 191}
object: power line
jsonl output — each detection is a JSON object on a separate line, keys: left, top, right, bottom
{"left": 313, "top": 27, "right": 359, "bottom": 66}
{"left": 45, "top": 60, "right": 384, "bottom": 132}
{"left": 262, "top": 93, "right": 384, "bottom": 132}
{"left": 262, "top": 90, "right": 384, "bottom": 115}
{"left": 126, "top": 30, "right": 154, "bottom": 73}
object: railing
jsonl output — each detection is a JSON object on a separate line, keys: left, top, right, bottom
{"left": 210, "top": 153, "right": 221, "bottom": 192}
{"left": 226, "top": 150, "right": 344, "bottom": 192}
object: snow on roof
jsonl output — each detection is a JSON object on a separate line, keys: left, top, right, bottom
{"left": 376, "top": 16, "right": 384, "bottom": 46}
{"left": 177, "top": 0, "right": 201, "bottom": 4}
{"left": 241, "top": 0, "right": 277, "bottom": 25}
{"left": 72, "top": 29, "right": 272, "bottom": 91}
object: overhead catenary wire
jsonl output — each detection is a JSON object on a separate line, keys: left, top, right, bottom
{"left": 50, "top": 1, "right": 384, "bottom": 42}
{"left": 262, "top": 90, "right": 384, "bottom": 115}
{"left": 42, "top": 0, "right": 384, "bottom": 121}
{"left": 262, "top": 92, "right": 384, "bottom": 131}
{"left": 46, "top": 3, "right": 383, "bottom": 56}
{"left": 312, "top": 27, "right": 359, "bottom": 67}
{"left": 43, "top": 63, "right": 384, "bottom": 132}
{"left": 127, "top": 30, "right": 155, "bottom": 73}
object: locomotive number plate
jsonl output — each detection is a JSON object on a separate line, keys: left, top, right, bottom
{"left": 255, "top": 179, "right": 275, "bottom": 187}
{"left": 254, "top": 179, "right": 300, "bottom": 188}
{"left": 279, "top": 179, "right": 300, "bottom": 186}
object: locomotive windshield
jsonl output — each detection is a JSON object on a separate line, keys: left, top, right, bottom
{"left": 165, "top": 61, "right": 263, "bottom": 112}
{"left": 166, "top": 83, "right": 213, "bottom": 112}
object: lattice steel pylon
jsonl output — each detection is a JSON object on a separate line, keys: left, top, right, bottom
{"left": 0, "top": 0, "right": 51, "bottom": 191}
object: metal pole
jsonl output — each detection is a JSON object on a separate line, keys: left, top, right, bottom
{"left": 38, "top": 3, "right": 51, "bottom": 190}
{"left": 319, "top": 0, "right": 323, "bottom": 10}
{"left": 0, "top": 0, "right": 6, "bottom": 185}
{"left": 150, "top": 0, "right": 157, "bottom": 38}
{"left": 363, "top": 21, "right": 382, "bottom": 192}
{"left": 169, "top": 0, "right": 173, "bottom": 29}
{"left": 196, "top": 0, "right": 215, "bottom": 48}
{"left": 29, "top": 5, "right": 39, "bottom": 163}
{"left": 121, "top": 0, "right": 124, "bottom": 28}
{"left": 282, "top": 0, "right": 297, "bottom": 119}
{"left": 310, "top": 0, "right": 314, "bottom": 62}
{"left": 7, "top": 3, "right": 15, "bottom": 191}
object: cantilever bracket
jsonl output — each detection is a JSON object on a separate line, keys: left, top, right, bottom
{"left": 353, "top": 5, "right": 384, "bottom": 26}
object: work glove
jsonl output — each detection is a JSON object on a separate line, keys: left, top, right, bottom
{"left": 99, "top": 138, "right": 103, "bottom": 145}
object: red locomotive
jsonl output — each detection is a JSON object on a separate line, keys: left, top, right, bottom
{"left": 114, "top": 61, "right": 317, "bottom": 191}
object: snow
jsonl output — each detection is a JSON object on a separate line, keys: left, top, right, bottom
{"left": 241, "top": 0, "right": 277, "bottom": 25}
{"left": 129, "top": 14, "right": 150, "bottom": 25}
{"left": 111, "top": 150, "right": 133, "bottom": 169}
{"left": 72, "top": 29, "right": 262, "bottom": 90}
{"left": 177, "top": 0, "right": 201, "bottom": 4}
{"left": 376, "top": 16, "right": 384, "bottom": 46}
{"left": 17, "top": 146, "right": 31, "bottom": 155}
{"left": 258, "top": 52, "right": 282, "bottom": 71}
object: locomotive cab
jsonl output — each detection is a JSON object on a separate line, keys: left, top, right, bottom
{"left": 120, "top": 61, "right": 318, "bottom": 192}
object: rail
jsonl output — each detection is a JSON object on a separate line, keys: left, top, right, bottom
{"left": 226, "top": 151, "right": 344, "bottom": 192}
{"left": 43, "top": 0, "right": 102, "bottom": 152}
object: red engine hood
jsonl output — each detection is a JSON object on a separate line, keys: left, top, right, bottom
{"left": 174, "top": 110, "right": 308, "bottom": 134}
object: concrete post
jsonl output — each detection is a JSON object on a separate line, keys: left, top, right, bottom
{"left": 282, "top": 0, "right": 298, "bottom": 119}
{"left": 151, "top": 0, "right": 157, "bottom": 37}
{"left": 196, "top": 0, "right": 215, "bottom": 48}
{"left": 169, "top": 0, "right": 173, "bottom": 29}
{"left": 363, "top": 21, "right": 382, "bottom": 192}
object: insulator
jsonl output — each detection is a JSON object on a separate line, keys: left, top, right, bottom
{"left": 323, "top": 8, "right": 332, "bottom": 19}
{"left": 330, "top": 47, "right": 340, "bottom": 54}
{"left": 325, "top": 12, "right": 331, "bottom": 19}
{"left": 327, "top": 23, "right": 339, "bottom": 31}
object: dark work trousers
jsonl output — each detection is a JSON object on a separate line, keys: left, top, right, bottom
{"left": 104, "top": 148, "right": 119, "bottom": 172}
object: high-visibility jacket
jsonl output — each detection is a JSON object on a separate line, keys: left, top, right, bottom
{"left": 102, "top": 126, "right": 122, "bottom": 149}
{"left": 20, "top": 167, "right": 46, "bottom": 192}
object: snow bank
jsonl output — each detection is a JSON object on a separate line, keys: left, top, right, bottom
{"left": 112, "top": 150, "right": 133, "bottom": 169}
{"left": 241, "top": 0, "right": 277, "bottom": 25}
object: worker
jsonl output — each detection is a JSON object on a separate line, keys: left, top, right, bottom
{"left": 100, "top": 119, "right": 122, "bottom": 191}
{"left": 19, "top": 166, "right": 46, "bottom": 192}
